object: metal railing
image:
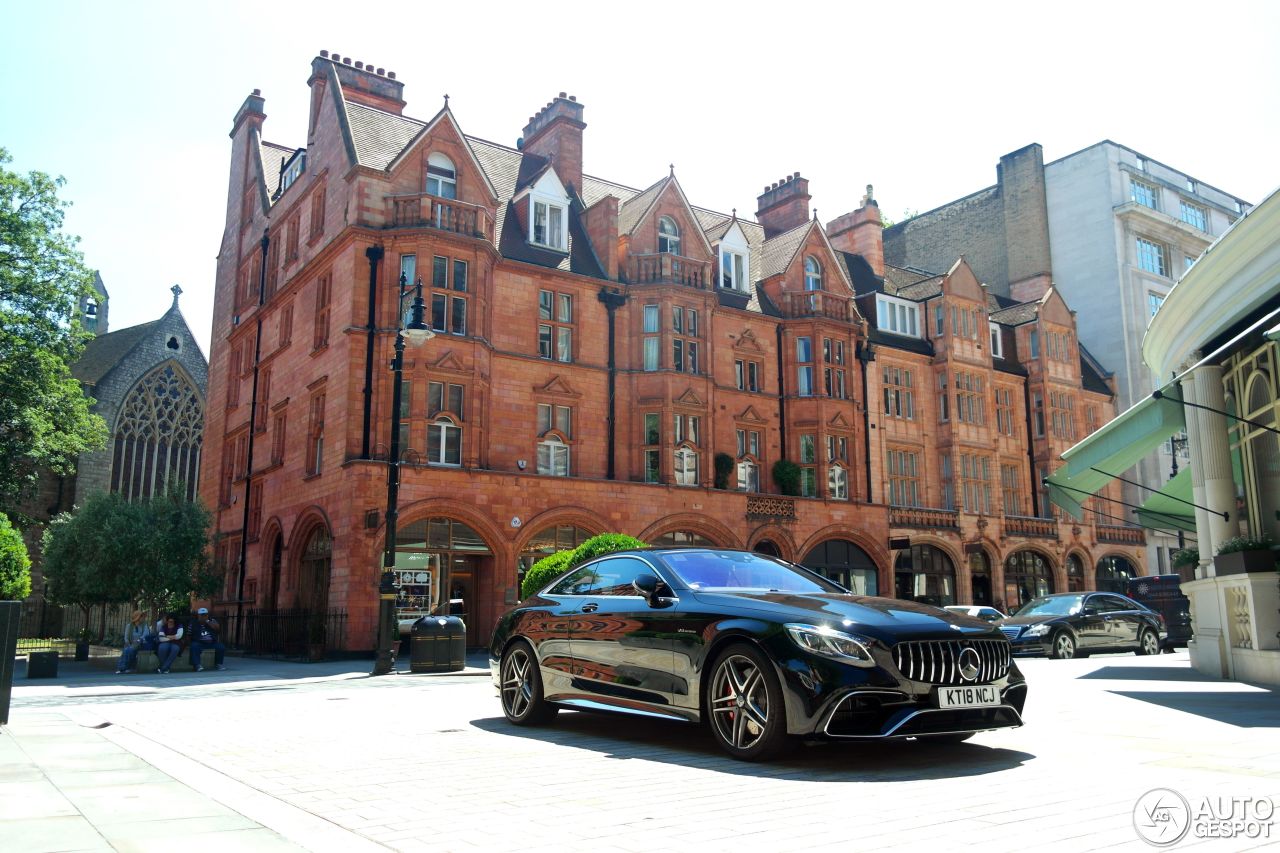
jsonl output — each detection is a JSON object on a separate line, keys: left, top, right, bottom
{"left": 220, "top": 608, "right": 349, "bottom": 660}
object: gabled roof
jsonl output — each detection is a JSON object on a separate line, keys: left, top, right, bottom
{"left": 990, "top": 301, "right": 1039, "bottom": 326}
{"left": 759, "top": 220, "right": 814, "bottom": 280}
{"left": 71, "top": 320, "right": 161, "bottom": 386}
{"left": 617, "top": 177, "right": 667, "bottom": 235}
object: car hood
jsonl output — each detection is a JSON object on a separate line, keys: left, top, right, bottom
{"left": 688, "top": 591, "right": 1000, "bottom": 643}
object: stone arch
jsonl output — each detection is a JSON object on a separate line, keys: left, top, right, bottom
{"left": 1095, "top": 553, "right": 1138, "bottom": 594}
{"left": 893, "top": 538, "right": 961, "bottom": 607}
{"left": 965, "top": 542, "right": 998, "bottom": 607}
{"left": 637, "top": 514, "right": 743, "bottom": 549}
{"left": 1002, "top": 547, "right": 1057, "bottom": 612}
{"left": 746, "top": 524, "right": 796, "bottom": 561}
{"left": 259, "top": 516, "right": 286, "bottom": 611}
{"left": 512, "top": 505, "right": 610, "bottom": 554}
{"left": 289, "top": 509, "right": 334, "bottom": 616}
{"left": 109, "top": 359, "right": 204, "bottom": 502}
{"left": 796, "top": 526, "right": 887, "bottom": 596}
{"left": 1064, "top": 548, "right": 1090, "bottom": 593}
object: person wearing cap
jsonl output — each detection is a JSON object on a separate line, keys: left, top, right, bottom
{"left": 115, "top": 610, "right": 150, "bottom": 674}
{"left": 188, "top": 607, "right": 226, "bottom": 672}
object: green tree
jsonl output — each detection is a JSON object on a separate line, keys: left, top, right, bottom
{"left": 0, "top": 512, "right": 32, "bottom": 600}
{"left": 0, "top": 148, "right": 108, "bottom": 506}
{"left": 43, "top": 489, "right": 217, "bottom": 638}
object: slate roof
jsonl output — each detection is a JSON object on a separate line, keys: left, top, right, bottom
{"left": 759, "top": 220, "right": 813, "bottom": 280}
{"left": 617, "top": 178, "right": 668, "bottom": 236}
{"left": 990, "top": 301, "right": 1039, "bottom": 326}
{"left": 1079, "top": 344, "right": 1113, "bottom": 396}
{"left": 260, "top": 141, "right": 296, "bottom": 202}
{"left": 71, "top": 320, "right": 161, "bottom": 386}
{"left": 868, "top": 328, "right": 935, "bottom": 357}
{"left": 345, "top": 101, "right": 424, "bottom": 169}
{"left": 881, "top": 264, "right": 940, "bottom": 298}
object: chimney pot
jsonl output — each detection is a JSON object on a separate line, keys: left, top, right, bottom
{"left": 343, "top": 57, "right": 352, "bottom": 65}
{"left": 793, "top": 171, "right": 800, "bottom": 179}
{"left": 558, "top": 91, "right": 567, "bottom": 98}
{"left": 388, "top": 71, "right": 396, "bottom": 79}
{"left": 320, "top": 50, "right": 329, "bottom": 58}
{"left": 252, "top": 88, "right": 261, "bottom": 96}
{"left": 355, "top": 61, "right": 363, "bottom": 69}
{"left": 376, "top": 67, "right": 385, "bottom": 75}
{"left": 332, "top": 54, "right": 341, "bottom": 62}
{"left": 569, "top": 95, "right": 577, "bottom": 102}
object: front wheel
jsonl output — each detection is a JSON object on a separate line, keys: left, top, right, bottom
{"left": 500, "top": 640, "right": 558, "bottom": 726}
{"left": 1051, "top": 631, "right": 1077, "bottom": 660}
{"left": 1136, "top": 629, "right": 1160, "bottom": 656}
{"left": 706, "top": 643, "right": 789, "bottom": 762}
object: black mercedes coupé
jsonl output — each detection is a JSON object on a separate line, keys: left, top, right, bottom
{"left": 491, "top": 548, "right": 1027, "bottom": 761}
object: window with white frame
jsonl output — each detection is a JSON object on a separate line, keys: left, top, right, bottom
{"left": 538, "top": 290, "right": 574, "bottom": 362}
{"left": 532, "top": 199, "right": 566, "bottom": 250}
{"left": 658, "top": 216, "right": 681, "bottom": 255}
{"left": 828, "top": 465, "right": 848, "bottom": 501}
{"left": 427, "top": 417, "right": 461, "bottom": 466}
{"left": 804, "top": 256, "right": 822, "bottom": 291}
{"left": 536, "top": 403, "right": 572, "bottom": 476}
{"left": 721, "top": 249, "right": 746, "bottom": 290}
{"left": 989, "top": 323, "right": 1003, "bottom": 358}
{"left": 1179, "top": 200, "right": 1207, "bottom": 231}
{"left": 735, "top": 358, "right": 760, "bottom": 392}
{"left": 876, "top": 295, "right": 920, "bottom": 337}
{"left": 735, "top": 428, "right": 760, "bottom": 492}
{"left": 426, "top": 153, "right": 457, "bottom": 199}
{"left": 1137, "top": 237, "right": 1168, "bottom": 276}
{"left": 1130, "top": 178, "right": 1158, "bottom": 210}
{"left": 642, "top": 304, "right": 659, "bottom": 371}
{"left": 1148, "top": 291, "right": 1165, "bottom": 319}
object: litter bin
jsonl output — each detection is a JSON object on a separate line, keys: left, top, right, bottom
{"left": 410, "top": 615, "right": 466, "bottom": 673}
{"left": 27, "top": 650, "right": 59, "bottom": 679}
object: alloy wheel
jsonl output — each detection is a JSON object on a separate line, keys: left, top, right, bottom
{"left": 710, "top": 654, "right": 771, "bottom": 751}
{"left": 1053, "top": 633, "right": 1075, "bottom": 659}
{"left": 1140, "top": 630, "right": 1159, "bottom": 656}
{"left": 501, "top": 647, "right": 534, "bottom": 719}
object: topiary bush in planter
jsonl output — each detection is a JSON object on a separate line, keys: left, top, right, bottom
{"left": 520, "top": 550, "right": 575, "bottom": 600}
{"left": 519, "top": 533, "right": 649, "bottom": 599}
{"left": 772, "top": 459, "right": 801, "bottom": 496}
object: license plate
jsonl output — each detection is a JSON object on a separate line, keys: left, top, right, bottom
{"left": 936, "top": 685, "right": 1001, "bottom": 708}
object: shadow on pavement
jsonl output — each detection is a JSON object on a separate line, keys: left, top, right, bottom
{"left": 1078, "top": 666, "right": 1222, "bottom": 682}
{"left": 1108, "top": 689, "right": 1280, "bottom": 727}
{"left": 470, "top": 712, "right": 1034, "bottom": 780}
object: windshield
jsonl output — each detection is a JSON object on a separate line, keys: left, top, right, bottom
{"left": 1014, "top": 595, "right": 1084, "bottom": 617}
{"left": 661, "top": 550, "right": 844, "bottom": 593}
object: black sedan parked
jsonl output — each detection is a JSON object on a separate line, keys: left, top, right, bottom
{"left": 491, "top": 548, "right": 1026, "bottom": 761}
{"left": 998, "top": 592, "right": 1167, "bottom": 659}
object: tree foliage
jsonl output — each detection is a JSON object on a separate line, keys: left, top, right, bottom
{"left": 772, "top": 459, "right": 801, "bottom": 496}
{"left": 42, "top": 489, "right": 218, "bottom": 634}
{"left": 0, "top": 512, "right": 32, "bottom": 600}
{"left": 519, "top": 533, "right": 649, "bottom": 599}
{"left": 0, "top": 148, "right": 107, "bottom": 505}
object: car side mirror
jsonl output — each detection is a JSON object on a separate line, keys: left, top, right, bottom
{"left": 634, "top": 573, "right": 660, "bottom": 604}
{"left": 1081, "top": 606, "right": 1097, "bottom": 617}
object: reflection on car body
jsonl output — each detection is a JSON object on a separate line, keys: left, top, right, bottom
{"left": 997, "top": 592, "right": 1167, "bottom": 659}
{"left": 491, "top": 548, "right": 1027, "bottom": 761}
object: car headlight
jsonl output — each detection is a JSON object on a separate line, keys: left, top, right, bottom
{"left": 785, "top": 623, "right": 876, "bottom": 667}
{"left": 1023, "top": 624, "right": 1051, "bottom": 638}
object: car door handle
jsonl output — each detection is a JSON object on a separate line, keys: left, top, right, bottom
{"left": 580, "top": 602, "right": 599, "bottom": 613}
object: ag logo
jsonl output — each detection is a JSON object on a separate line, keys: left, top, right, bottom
{"left": 1133, "top": 788, "right": 1191, "bottom": 846}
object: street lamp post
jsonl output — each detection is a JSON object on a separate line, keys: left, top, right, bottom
{"left": 373, "top": 273, "right": 432, "bottom": 677}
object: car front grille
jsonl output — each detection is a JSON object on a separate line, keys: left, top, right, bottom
{"left": 999, "top": 626, "right": 1022, "bottom": 640}
{"left": 892, "top": 638, "right": 1011, "bottom": 685}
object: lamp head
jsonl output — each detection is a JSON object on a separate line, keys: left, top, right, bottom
{"left": 403, "top": 325, "right": 434, "bottom": 346}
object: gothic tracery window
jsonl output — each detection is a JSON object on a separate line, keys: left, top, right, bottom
{"left": 109, "top": 362, "right": 204, "bottom": 501}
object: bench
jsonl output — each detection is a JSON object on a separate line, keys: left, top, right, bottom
{"left": 127, "top": 646, "right": 224, "bottom": 673}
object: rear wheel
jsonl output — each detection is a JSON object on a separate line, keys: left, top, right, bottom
{"left": 706, "top": 643, "right": 789, "bottom": 762}
{"left": 1136, "top": 629, "right": 1160, "bottom": 656}
{"left": 500, "top": 640, "right": 558, "bottom": 726}
{"left": 1051, "top": 631, "right": 1077, "bottom": 660}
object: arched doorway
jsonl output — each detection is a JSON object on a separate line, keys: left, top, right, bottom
{"left": 297, "top": 525, "right": 332, "bottom": 615}
{"left": 263, "top": 531, "right": 283, "bottom": 611}
{"left": 1095, "top": 555, "right": 1136, "bottom": 594}
{"left": 650, "top": 530, "right": 716, "bottom": 547}
{"left": 395, "top": 517, "right": 494, "bottom": 646}
{"left": 1004, "top": 550, "right": 1055, "bottom": 612}
{"left": 753, "top": 540, "right": 781, "bottom": 558}
{"left": 968, "top": 549, "right": 992, "bottom": 606}
{"left": 894, "top": 544, "right": 956, "bottom": 606}
{"left": 1067, "top": 554, "right": 1086, "bottom": 592}
{"left": 518, "top": 524, "right": 595, "bottom": 590}
{"left": 802, "top": 539, "right": 878, "bottom": 595}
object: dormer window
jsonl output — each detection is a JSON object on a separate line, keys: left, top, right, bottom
{"left": 532, "top": 200, "right": 565, "bottom": 250}
{"left": 280, "top": 152, "right": 306, "bottom": 193}
{"left": 425, "top": 153, "right": 457, "bottom": 199}
{"left": 721, "top": 250, "right": 746, "bottom": 290}
{"left": 876, "top": 294, "right": 920, "bottom": 338}
{"left": 658, "top": 217, "right": 681, "bottom": 255}
{"left": 804, "top": 256, "right": 822, "bottom": 291}
{"left": 989, "top": 323, "right": 1004, "bottom": 358}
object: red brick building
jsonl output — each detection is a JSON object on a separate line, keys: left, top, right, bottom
{"left": 201, "top": 52, "right": 1143, "bottom": 651}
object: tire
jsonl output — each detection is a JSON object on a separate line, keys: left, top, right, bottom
{"left": 706, "top": 643, "right": 789, "bottom": 762}
{"left": 1136, "top": 629, "right": 1160, "bottom": 657}
{"left": 1051, "top": 631, "right": 1077, "bottom": 660}
{"left": 499, "top": 640, "right": 558, "bottom": 726}
{"left": 918, "top": 732, "right": 975, "bottom": 745}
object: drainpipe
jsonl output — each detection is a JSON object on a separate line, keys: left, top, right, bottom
{"left": 597, "top": 289, "right": 628, "bottom": 479}
{"left": 1023, "top": 380, "right": 1039, "bottom": 518}
{"left": 775, "top": 324, "right": 787, "bottom": 459}
{"left": 857, "top": 340, "right": 875, "bottom": 502}
{"left": 361, "top": 246, "right": 384, "bottom": 458}
{"left": 236, "top": 230, "right": 269, "bottom": 640}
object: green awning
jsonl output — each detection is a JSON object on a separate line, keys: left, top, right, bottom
{"left": 1135, "top": 468, "right": 1197, "bottom": 532}
{"left": 1046, "top": 388, "right": 1186, "bottom": 520}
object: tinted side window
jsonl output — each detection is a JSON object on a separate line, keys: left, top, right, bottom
{"left": 1105, "top": 595, "right": 1138, "bottom": 612}
{"left": 547, "top": 566, "right": 601, "bottom": 596}
{"left": 585, "top": 557, "right": 654, "bottom": 596}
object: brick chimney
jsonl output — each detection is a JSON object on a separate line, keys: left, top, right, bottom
{"left": 756, "top": 173, "right": 811, "bottom": 238}
{"left": 521, "top": 93, "right": 586, "bottom": 194}
{"left": 230, "top": 89, "right": 266, "bottom": 139}
{"left": 310, "top": 51, "right": 405, "bottom": 117}
{"left": 826, "top": 185, "right": 883, "bottom": 276}
{"left": 583, "top": 196, "right": 619, "bottom": 280}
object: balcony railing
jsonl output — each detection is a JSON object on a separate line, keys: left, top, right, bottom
{"left": 746, "top": 495, "right": 796, "bottom": 521}
{"left": 778, "top": 290, "right": 855, "bottom": 322}
{"left": 386, "top": 194, "right": 494, "bottom": 240}
{"left": 889, "top": 506, "right": 960, "bottom": 530}
{"left": 1097, "top": 524, "right": 1146, "bottom": 546}
{"left": 1004, "top": 514, "right": 1058, "bottom": 539}
{"left": 624, "top": 253, "right": 711, "bottom": 288}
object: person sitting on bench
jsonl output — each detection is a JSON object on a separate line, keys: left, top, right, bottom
{"left": 115, "top": 610, "right": 152, "bottom": 674}
{"left": 155, "top": 613, "right": 183, "bottom": 673}
{"left": 188, "top": 607, "right": 226, "bottom": 672}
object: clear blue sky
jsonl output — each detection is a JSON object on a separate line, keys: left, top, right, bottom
{"left": 3, "top": 1, "right": 1277, "bottom": 355}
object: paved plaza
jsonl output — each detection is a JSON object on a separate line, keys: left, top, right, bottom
{"left": 2, "top": 650, "right": 1278, "bottom": 852}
